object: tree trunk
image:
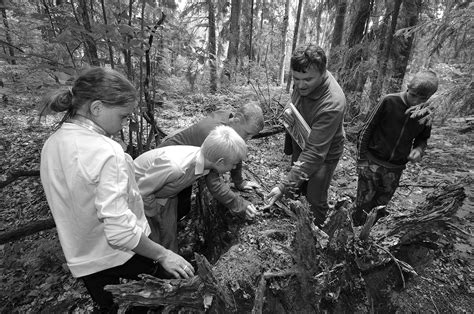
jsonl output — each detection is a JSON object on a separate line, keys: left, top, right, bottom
{"left": 100, "top": 0, "right": 114, "bottom": 68}
{"left": 297, "top": 0, "right": 308, "bottom": 45}
{"left": 78, "top": 0, "right": 99, "bottom": 66}
{"left": 370, "top": 0, "right": 402, "bottom": 103}
{"left": 328, "top": 0, "right": 347, "bottom": 72}
{"left": 389, "top": 0, "right": 422, "bottom": 93}
{"left": 248, "top": 0, "right": 254, "bottom": 63}
{"left": 278, "top": 0, "right": 290, "bottom": 86}
{"left": 208, "top": 0, "right": 218, "bottom": 93}
{"left": 285, "top": 0, "right": 304, "bottom": 93}
{"left": 226, "top": 0, "right": 241, "bottom": 81}
{"left": 341, "top": 0, "right": 372, "bottom": 89}
{"left": 1, "top": 2, "right": 15, "bottom": 64}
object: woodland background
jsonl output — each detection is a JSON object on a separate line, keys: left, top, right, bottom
{"left": 0, "top": 0, "right": 472, "bottom": 312}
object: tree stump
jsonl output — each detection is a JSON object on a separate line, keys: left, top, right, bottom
{"left": 104, "top": 181, "right": 468, "bottom": 313}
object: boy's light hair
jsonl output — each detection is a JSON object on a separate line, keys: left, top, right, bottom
{"left": 234, "top": 101, "right": 264, "bottom": 133}
{"left": 201, "top": 125, "right": 247, "bottom": 163}
{"left": 408, "top": 70, "right": 439, "bottom": 97}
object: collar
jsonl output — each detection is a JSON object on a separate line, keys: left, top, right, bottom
{"left": 195, "top": 150, "right": 208, "bottom": 176}
{"left": 68, "top": 115, "right": 109, "bottom": 137}
{"left": 401, "top": 92, "right": 410, "bottom": 108}
{"left": 306, "top": 70, "right": 330, "bottom": 100}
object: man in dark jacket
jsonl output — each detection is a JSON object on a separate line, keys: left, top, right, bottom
{"left": 352, "top": 70, "right": 439, "bottom": 226}
{"left": 264, "top": 43, "right": 346, "bottom": 227}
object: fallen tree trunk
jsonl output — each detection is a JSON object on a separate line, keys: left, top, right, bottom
{"left": 101, "top": 181, "right": 469, "bottom": 313}
{"left": 0, "top": 216, "right": 55, "bottom": 244}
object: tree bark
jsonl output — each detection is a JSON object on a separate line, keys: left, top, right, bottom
{"left": 248, "top": 0, "right": 254, "bottom": 63}
{"left": 101, "top": 180, "right": 468, "bottom": 312}
{"left": 78, "top": 0, "right": 99, "bottom": 65}
{"left": 207, "top": 0, "right": 218, "bottom": 93}
{"left": 1, "top": 2, "right": 15, "bottom": 64}
{"left": 328, "top": 0, "right": 347, "bottom": 72}
{"left": 100, "top": 0, "right": 114, "bottom": 68}
{"left": 226, "top": 0, "right": 241, "bottom": 81}
{"left": 389, "top": 0, "right": 422, "bottom": 93}
{"left": 277, "top": 0, "right": 290, "bottom": 86}
{"left": 285, "top": 0, "right": 304, "bottom": 93}
{"left": 370, "top": 0, "right": 402, "bottom": 103}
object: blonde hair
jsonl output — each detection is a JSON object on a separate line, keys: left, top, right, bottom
{"left": 201, "top": 125, "right": 247, "bottom": 163}
{"left": 39, "top": 67, "right": 136, "bottom": 124}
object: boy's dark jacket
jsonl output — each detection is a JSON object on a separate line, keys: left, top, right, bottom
{"left": 357, "top": 92, "right": 431, "bottom": 168}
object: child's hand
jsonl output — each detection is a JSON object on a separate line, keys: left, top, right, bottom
{"left": 245, "top": 204, "right": 259, "bottom": 219}
{"left": 408, "top": 147, "right": 422, "bottom": 162}
{"left": 261, "top": 187, "right": 283, "bottom": 210}
{"left": 158, "top": 250, "right": 195, "bottom": 279}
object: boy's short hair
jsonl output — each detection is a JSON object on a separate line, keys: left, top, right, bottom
{"left": 407, "top": 70, "right": 439, "bottom": 97}
{"left": 201, "top": 125, "right": 247, "bottom": 163}
{"left": 290, "top": 43, "right": 327, "bottom": 73}
{"left": 234, "top": 102, "right": 264, "bottom": 133}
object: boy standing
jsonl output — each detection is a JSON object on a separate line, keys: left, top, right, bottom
{"left": 352, "top": 70, "right": 439, "bottom": 226}
{"left": 134, "top": 125, "right": 252, "bottom": 252}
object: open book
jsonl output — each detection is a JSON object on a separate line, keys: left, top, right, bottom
{"left": 282, "top": 103, "right": 311, "bottom": 150}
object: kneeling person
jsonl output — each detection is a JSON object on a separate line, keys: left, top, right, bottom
{"left": 134, "top": 125, "right": 255, "bottom": 252}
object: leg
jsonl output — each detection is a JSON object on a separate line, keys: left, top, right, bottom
{"left": 352, "top": 164, "right": 379, "bottom": 226}
{"left": 372, "top": 167, "right": 403, "bottom": 223}
{"left": 81, "top": 254, "right": 171, "bottom": 312}
{"left": 305, "top": 160, "right": 339, "bottom": 227}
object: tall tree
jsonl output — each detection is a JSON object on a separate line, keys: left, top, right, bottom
{"left": 389, "top": 0, "right": 422, "bottom": 92}
{"left": 226, "top": 0, "right": 241, "bottom": 80}
{"left": 208, "top": 0, "right": 217, "bottom": 93}
{"left": 278, "top": 0, "right": 290, "bottom": 86}
{"left": 100, "top": 0, "right": 114, "bottom": 68}
{"left": 370, "top": 0, "right": 402, "bottom": 102}
{"left": 248, "top": 0, "right": 254, "bottom": 62}
{"left": 78, "top": 0, "right": 99, "bottom": 65}
{"left": 340, "top": 0, "right": 372, "bottom": 92}
{"left": 328, "top": 0, "right": 347, "bottom": 72}
{"left": 285, "top": 0, "right": 304, "bottom": 92}
{"left": 0, "top": 0, "right": 15, "bottom": 64}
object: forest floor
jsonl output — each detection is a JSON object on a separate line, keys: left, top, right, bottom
{"left": 0, "top": 86, "right": 472, "bottom": 313}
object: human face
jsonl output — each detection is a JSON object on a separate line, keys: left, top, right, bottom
{"left": 213, "top": 158, "right": 240, "bottom": 174}
{"left": 233, "top": 123, "right": 260, "bottom": 141}
{"left": 292, "top": 67, "right": 324, "bottom": 96}
{"left": 93, "top": 101, "right": 135, "bottom": 136}
{"left": 406, "top": 89, "right": 431, "bottom": 107}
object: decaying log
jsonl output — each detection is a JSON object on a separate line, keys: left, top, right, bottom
{"left": 104, "top": 182, "right": 468, "bottom": 313}
{"left": 104, "top": 253, "right": 235, "bottom": 313}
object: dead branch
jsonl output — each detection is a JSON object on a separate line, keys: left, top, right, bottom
{"left": 0, "top": 217, "right": 55, "bottom": 244}
{"left": 251, "top": 126, "right": 285, "bottom": 139}
{"left": 0, "top": 170, "right": 40, "bottom": 189}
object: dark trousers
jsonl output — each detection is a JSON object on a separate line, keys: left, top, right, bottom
{"left": 80, "top": 254, "right": 166, "bottom": 313}
{"left": 289, "top": 135, "right": 340, "bottom": 227}
{"left": 352, "top": 161, "right": 403, "bottom": 226}
{"left": 304, "top": 160, "right": 339, "bottom": 227}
